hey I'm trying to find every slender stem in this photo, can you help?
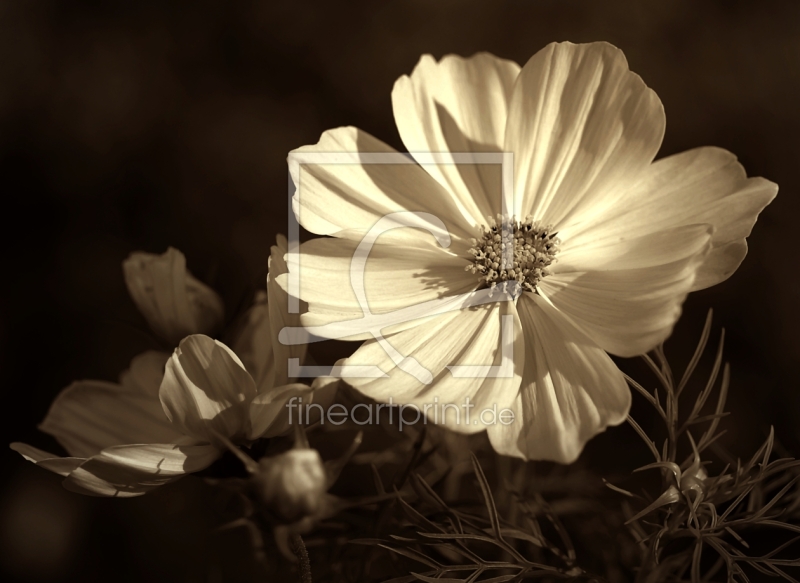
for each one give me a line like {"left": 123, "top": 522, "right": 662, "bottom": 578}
{"left": 290, "top": 534, "right": 312, "bottom": 583}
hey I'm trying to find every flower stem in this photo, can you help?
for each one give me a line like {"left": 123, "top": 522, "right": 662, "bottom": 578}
{"left": 290, "top": 534, "right": 312, "bottom": 583}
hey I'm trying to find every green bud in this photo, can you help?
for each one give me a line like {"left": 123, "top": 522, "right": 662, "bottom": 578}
{"left": 253, "top": 448, "right": 327, "bottom": 523}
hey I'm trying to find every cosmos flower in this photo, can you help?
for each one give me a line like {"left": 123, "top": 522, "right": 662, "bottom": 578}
{"left": 283, "top": 42, "right": 777, "bottom": 463}
{"left": 11, "top": 238, "right": 318, "bottom": 496}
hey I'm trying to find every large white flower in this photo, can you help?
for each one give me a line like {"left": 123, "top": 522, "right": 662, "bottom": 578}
{"left": 283, "top": 42, "right": 777, "bottom": 463}
{"left": 12, "top": 238, "right": 316, "bottom": 496}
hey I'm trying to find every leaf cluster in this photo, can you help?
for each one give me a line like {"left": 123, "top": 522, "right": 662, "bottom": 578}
{"left": 355, "top": 453, "right": 589, "bottom": 583}
{"left": 617, "top": 311, "right": 800, "bottom": 583}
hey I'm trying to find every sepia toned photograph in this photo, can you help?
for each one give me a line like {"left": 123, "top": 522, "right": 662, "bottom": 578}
{"left": 1, "top": 1, "right": 799, "bottom": 582}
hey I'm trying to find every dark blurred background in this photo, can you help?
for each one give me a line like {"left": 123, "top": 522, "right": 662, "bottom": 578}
{"left": 0, "top": 0, "right": 798, "bottom": 581}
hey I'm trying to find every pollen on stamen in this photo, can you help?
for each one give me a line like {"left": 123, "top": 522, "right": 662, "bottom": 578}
{"left": 466, "top": 214, "right": 560, "bottom": 295}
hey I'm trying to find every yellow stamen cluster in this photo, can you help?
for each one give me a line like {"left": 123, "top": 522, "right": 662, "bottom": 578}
{"left": 466, "top": 215, "right": 559, "bottom": 295}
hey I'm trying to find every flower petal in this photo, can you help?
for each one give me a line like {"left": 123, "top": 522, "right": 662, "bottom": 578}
{"left": 268, "top": 235, "right": 308, "bottom": 387}
{"left": 692, "top": 241, "right": 750, "bottom": 291}
{"left": 160, "top": 335, "right": 257, "bottom": 442}
{"left": 392, "top": 53, "right": 521, "bottom": 225}
{"left": 248, "top": 377, "right": 337, "bottom": 441}
{"left": 282, "top": 236, "right": 476, "bottom": 338}
{"left": 343, "top": 298, "right": 523, "bottom": 432}
{"left": 39, "top": 378, "right": 188, "bottom": 459}
{"left": 229, "top": 290, "right": 276, "bottom": 390}
{"left": 540, "top": 227, "right": 711, "bottom": 358}
{"left": 560, "top": 147, "right": 777, "bottom": 290}
{"left": 289, "top": 126, "right": 475, "bottom": 242}
{"left": 10, "top": 443, "right": 84, "bottom": 477}
{"left": 488, "top": 294, "right": 630, "bottom": 463}
{"left": 63, "top": 443, "right": 219, "bottom": 497}
{"left": 248, "top": 383, "right": 315, "bottom": 439}
{"left": 553, "top": 223, "right": 714, "bottom": 273}
{"left": 118, "top": 350, "right": 170, "bottom": 396}
{"left": 506, "top": 42, "right": 664, "bottom": 226}
{"left": 123, "top": 247, "right": 224, "bottom": 345}
{"left": 231, "top": 236, "right": 309, "bottom": 392}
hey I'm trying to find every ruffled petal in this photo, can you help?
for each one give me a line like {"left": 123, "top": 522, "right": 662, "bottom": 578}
{"left": 160, "top": 335, "right": 257, "bottom": 442}
{"left": 281, "top": 236, "right": 476, "bottom": 338}
{"left": 488, "top": 294, "right": 630, "bottom": 463}
{"left": 392, "top": 53, "right": 521, "bottom": 225}
{"left": 39, "top": 378, "right": 187, "bottom": 459}
{"left": 63, "top": 443, "right": 219, "bottom": 497}
{"left": 289, "top": 126, "right": 475, "bottom": 242}
{"left": 540, "top": 226, "right": 711, "bottom": 358}
{"left": 343, "top": 297, "right": 523, "bottom": 432}
{"left": 505, "top": 42, "right": 664, "bottom": 226}
{"left": 559, "top": 147, "right": 777, "bottom": 291}
{"left": 11, "top": 441, "right": 219, "bottom": 498}
{"left": 10, "top": 443, "right": 84, "bottom": 476}
{"left": 123, "top": 247, "right": 224, "bottom": 345}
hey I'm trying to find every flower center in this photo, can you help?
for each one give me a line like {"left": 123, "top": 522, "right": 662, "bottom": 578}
{"left": 466, "top": 215, "right": 560, "bottom": 295}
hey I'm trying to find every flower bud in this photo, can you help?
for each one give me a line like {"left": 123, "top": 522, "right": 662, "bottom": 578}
{"left": 253, "top": 448, "right": 327, "bottom": 523}
{"left": 123, "top": 247, "right": 224, "bottom": 345}
{"left": 679, "top": 461, "right": 708, "bottom": 500}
